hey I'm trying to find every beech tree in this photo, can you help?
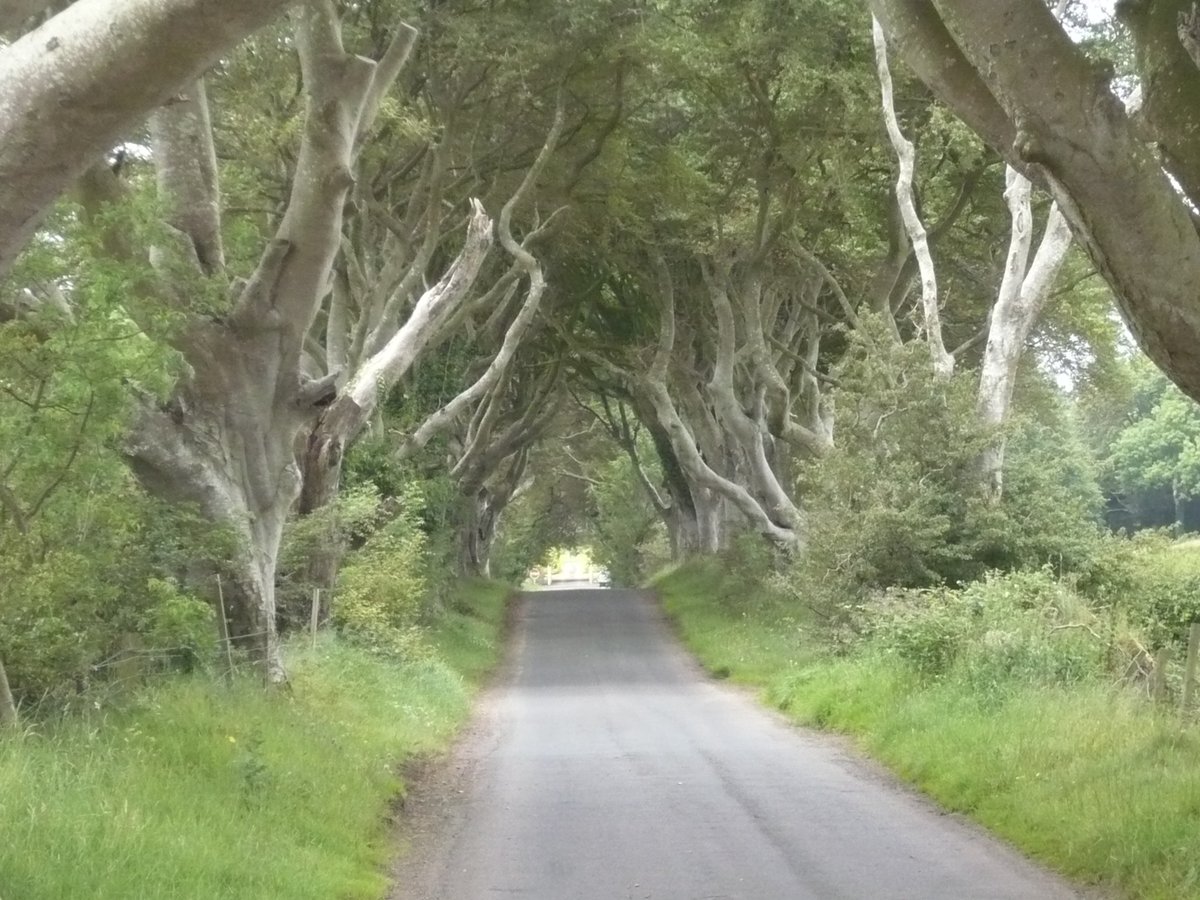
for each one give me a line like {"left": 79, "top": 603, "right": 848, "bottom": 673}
{"left": 976, "top": 168, "right": 1072, "bottom": 497}
{"left": 0, "top": 0, "right": 296, "bottom": 279}
{"left": 79, "top": 3, "right": 504, "bottom": 682}
{"left": 873, "top": 16, "right": 1075, "bottom": 495}
{"left": 869, "top": 0, "right": 1200, "bottom": 402}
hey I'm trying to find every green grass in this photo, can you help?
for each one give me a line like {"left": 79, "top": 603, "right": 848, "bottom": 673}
{"left": 652, "top": 561, "right": 1200, "bottom": 900}
{"left": 0, "top": 578, "right": 511, "bottom": 900}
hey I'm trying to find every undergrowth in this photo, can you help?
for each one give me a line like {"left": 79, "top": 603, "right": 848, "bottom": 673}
{"left": 0, "top": 578, "right": 510, "bottom": 900}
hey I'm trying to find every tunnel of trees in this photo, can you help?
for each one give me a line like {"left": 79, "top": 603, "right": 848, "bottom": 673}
{"left": 5, "top": 0, "right": 1200, "bottom": 720}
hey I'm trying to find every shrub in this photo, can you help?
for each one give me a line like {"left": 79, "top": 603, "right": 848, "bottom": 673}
{"left": 333, "top": 501, "right": 430, "bottom": 656}
{"left": 863, "top": 586, "right": 971, "bottom": 676}
{"left": 793, "top": 318, "right": 1105, "bottom": 611}
{"left": 1070, "top": 531, "right": 1200, "bottom": 646}
{"left": 138, "top": 578, "right": 214, "bottom": 670}
{"left": 863, "top": 570, "right": 1110, "bottom": 691}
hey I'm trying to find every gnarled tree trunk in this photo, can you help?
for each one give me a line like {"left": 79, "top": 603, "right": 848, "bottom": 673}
{"left": 126, "top": 329, "right": 314, "bottom": 683}
{"left": 457, "top": 488, "right": 497, "bottom": 578}
{"left": 870, "top": 0, "right": 1200, "bottom": 403}
{"left": 120, "top": 2, "right": 389, "bottom": 682}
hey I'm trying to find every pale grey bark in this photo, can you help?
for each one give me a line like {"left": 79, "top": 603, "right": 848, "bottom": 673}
{"left": 868, "top": 0, "right": 1018, "bottom": 167}
{"left": 641, "top": 268, "right": 799, "bottom": 548}
{"left": 0, "top": 0, "right": 59, "bottom": 33}
{"left": 701, "top": 261, "right": 805, "bottom": 534}
{"left": 872, "top": 15, "right": 954, "bottom": 378}
{"left": 400, "top": 102, "right": 565, "bottom": 457}
{"left": 0, "top": 0, "right": 294, "bottom": 279}
{"left": 149, "top": 80, "right": 224, "bottom": 276}
{"left": 298, "top": 199, "right": 494, "bottom": 535}
{"left": 978, "top": 168, "right": 1072, "bottom": 497}
{"left": 344, "top": 203, "right": 494, "bottom": 417}
{"left": 450, "top": 369, "right": 561, "bottom": 575}
{"left": 123, "top": 1, "right": 386, "bottom": 683}
{"left": 872, "top": 0, "right": 1200, "bottom": 403}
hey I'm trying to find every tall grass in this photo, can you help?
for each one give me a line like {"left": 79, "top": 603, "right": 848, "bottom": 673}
{"left": 0, "top": 578, "right": 510, "bottom": 900}
{"left": 653, "top": 561, "right": 1200, "bottom": 900}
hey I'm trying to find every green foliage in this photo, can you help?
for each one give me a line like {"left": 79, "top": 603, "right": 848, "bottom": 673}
{"left": 0, "top": 579, "right": 509, "bottom": 900}
{"left": 863, "top": 570, "right": 1107, "bottom": 691}
{"left": 138, "top": 579, "right": 214, "bottom": 670}
{"left": 0, "top": 495, "right": 235, "bottom": 708}
{"left": 333, "top": 491, "right": 430, "bottom": 655}
{"left": 1108, "top": 373, "right": 1200, "bottom": 520}
{"left": 795, "top": 318, "right": 1104, "bottom": 612}
{"left": 0, "top": 199, "right": 230, "bottom": 708}
{"left": 585, "top": 447, "right": 670, "bottom": 586}
{"left": 277, "top": 485, "right": 385, "bottom": 627}
{"left": 490, "top": 438, "right": 593, "bottom": 584}
{"left": 1084, "top": 533, "right": 1200, "bottom": 648}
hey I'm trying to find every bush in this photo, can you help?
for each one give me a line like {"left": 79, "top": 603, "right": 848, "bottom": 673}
{"left": 862, "top": 587, "right": 971, "bottom": 676}
{"left": 793, "top": 318, "right": 1105, "bottom": 612}
{"left": 138, "top": 579, "right": 214, "bottom": 670}
{"left": 1095, "top": 534, "right": 1200, "bottom": 647}
{"left": 863, "top": 569, "right": 1110, "bottom": 691}
{"left": 333, "top": 501, "right": 430, "bottom": 656}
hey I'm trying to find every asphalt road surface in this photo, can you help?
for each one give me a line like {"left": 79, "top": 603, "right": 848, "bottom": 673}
{"left": 392, "top": 588, "right": 1088, "bottom": 900}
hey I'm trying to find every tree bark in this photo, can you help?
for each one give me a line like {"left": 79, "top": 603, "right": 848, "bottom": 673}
{"left": 873, "top": 0, "right": 1200, "bottom": 403}
{"left": 1118, "top": 0, "right": 1200, "bottom": 208}
{"left": 873, "top": 16, "right": 954, "bottom": 378}
{"left": 297, "top": 202, "right": 493, "bottom": 599}
{"left": 123, "top": 1, "right": 379, "bottom": 683}
{"left": 400, "top": 104, "right": 566, "bottom": 459}
{"left": 978, "top": 168, "right": 1072, "bottom": 497}
{"left": 701, "top": 262, "right": 806, "bottom": 534}
{"left": 639, "top": 276, "right": 798, "bottom": 548}
{"left": 0, "top": 0, "right": 59, "bottom": 35}
{"left": 0, "top": 0, "right": 294, "bottom": 278}
{"left": 457, "top": 489, "right": 496, "bottom": 578}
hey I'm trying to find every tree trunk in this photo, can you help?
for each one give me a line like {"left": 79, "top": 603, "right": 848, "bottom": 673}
{"left": 873, "top": 16, "right": 954, "bottom": 378}
{"left": 695, "top": 487, "right": 725, "bottom": 554}
{"left": 0, "top": 0, "right": 294, "bottom": 278}
{"left": 125, "top": 329, "right": 304, "bottom": 685}
{"left": 978, "top": 169, "right": 1072, "bottom": 498}
{"left": 116, "top": 3, "right": 406, "bottom": 684}
{"left": 293, "top": 202, "right": 494, "bottom": 611}
{"left": 457, "top": 491, "right": 495, "bottom": 578}
{"left": 872, "top": 0, "right": 1200, "bottom": 404}
{"left": 0, "top": 651, "right": 17, "bottom": 729}
{"left": 297, "top": 424, "right": 343, "bottom": 619}
{"left": 665, "top": 505, "right": 697, "bottom": 559}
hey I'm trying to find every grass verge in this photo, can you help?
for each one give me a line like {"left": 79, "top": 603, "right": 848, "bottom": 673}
{"left": 652, "top": 560, "right": 1200, "bottom": 900}
{"left": 0, "top": 578, "right": 511, "bottom": 900}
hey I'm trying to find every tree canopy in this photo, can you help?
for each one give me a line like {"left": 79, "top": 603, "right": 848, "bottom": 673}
{"left": 3, "top": 0, "right": 1200, "bottom": 706}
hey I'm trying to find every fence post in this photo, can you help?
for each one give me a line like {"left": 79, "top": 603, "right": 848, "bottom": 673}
{"left": 215, "top": 575, "right": 234, "bottom": 684}
{"left": 1152, "top": 646, "right": 1171, "bottom": 703}
{"left": 310, "top": 587, "right": 321, "bottom": 649}
{"left": 1182, "top": 622, "right": 1200, "bottom": 714}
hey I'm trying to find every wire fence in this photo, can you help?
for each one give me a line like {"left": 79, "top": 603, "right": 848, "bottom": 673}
{"left": 9, "top": 587, "right": 329, "bottom": 721}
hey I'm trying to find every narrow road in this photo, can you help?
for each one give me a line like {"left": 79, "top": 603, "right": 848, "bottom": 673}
{"left": 393, "top": 588, "right": 1087, "bottom": 900}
